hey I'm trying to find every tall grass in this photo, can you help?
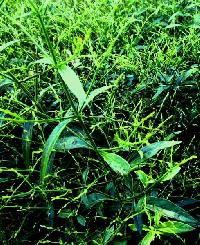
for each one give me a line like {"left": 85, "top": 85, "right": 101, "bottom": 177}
{"left": 0, "top": 0, "right": 199, "bottom": 244}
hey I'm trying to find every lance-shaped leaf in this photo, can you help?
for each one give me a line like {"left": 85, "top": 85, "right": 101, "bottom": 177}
{"left": 131, "top": 141, "right": 182, "bottom": 169}
{"left": 146, "top": 197, "right": 199, "bottom": 226}
{"left": 54, "top": 135, "right": 91, "bottom": 152}
{"left": 156, "top": 221, "right": 194, "bottom": 234}
{"left": 160, "top": 165, "right": 181, "bottom": 182}
{"left": 58, "top": 64, "right": 87, "bottom": 107}
{"left": 100, "top": 151, "right": 131, "bottom": 175}
{"left": 40, "top": 115, "right": 73, "bottom": 184}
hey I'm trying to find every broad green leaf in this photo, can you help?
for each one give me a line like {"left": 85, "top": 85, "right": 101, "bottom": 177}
{"left": 140, "top": 232, "right": 155, "bottom": 245}
{"left": 157, "top": 221, "right": 194, "bottom": 234}
{"left": 146, "top": 197, "right": 198, "bottom": 225}
{"left": 58, "top": 64, "right": 87, "bottom": 107}
{"left": 100, "top": 151, "right": 131, "bottom": 175}
{"left": 0, "top": 39, "right": 19, "bottom": 52}
{"left": 131, "top": 141, "right": 182, "bottom": 169}
{"left": 82, "top": 85, "right": 113, "bottom": 109}
{"left": 103, "top": 225, "right": 115, "bottom": 244}
{"left": 160, "top": 166, "right": 181, "bottom": 182}
{"left": 54, "top": 135, "right": 91, "bottom": 152}
{"left": 40, "top": 115, "right": 73, "bottom": 184}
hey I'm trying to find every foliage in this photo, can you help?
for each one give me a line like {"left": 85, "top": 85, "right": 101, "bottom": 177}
{"left": 0, "top": 0, "right": 199, "bottom": 244}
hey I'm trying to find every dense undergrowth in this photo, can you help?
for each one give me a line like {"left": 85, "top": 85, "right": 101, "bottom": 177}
{"left": 0, "top": 0, "right": 200, "bottom": 244}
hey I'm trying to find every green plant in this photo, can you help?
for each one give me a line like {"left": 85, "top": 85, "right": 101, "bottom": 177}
{"left": 0, "top": 0, "right": 199, "bottom": 244}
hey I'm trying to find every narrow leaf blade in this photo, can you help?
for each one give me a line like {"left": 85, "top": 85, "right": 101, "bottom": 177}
{"left": 160, "top": 166, "right": 181, "bottom": 182}
{"left": 141, "top": 232, "right": 155, "bottom": 245}
{"left": 146, "top": 197, "right": 198, "bottom": 226}
{"left": 82, "top": 85, "right": 113, "bottom": 109}
{"left": 157, "top": 221, "right": 194, "bottom": 234}
{"left": 58, "top": 64, "right": 87, "bottom": 107}
{"left": 40, "top": 116, "right": 73, "bottom": 184}
{"left": 131, "top": 141, "right": 181, "bottom": 169}
{"left": 54, "top": 136, "right": 91, "bottom": 152}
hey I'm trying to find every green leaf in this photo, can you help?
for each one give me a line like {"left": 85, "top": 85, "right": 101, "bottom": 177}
{"left": 54, "top": 135, "right": 91, "bottom": 152}
{"left": 152, "top": 84, "right": 169, "bottom": 101}
{"left": 140, "top": 232, "right": 155, "bottom": 245}
{"left": 58, "top": 209, "right": 75, "bottom": 218}
{"left": 77, "top": 215, "right": 86, "bottom": 226}
{"left": 157, "top": 221, "right": 194, "bottom": 234}
{"left": 146, "top": 197, "right": 198, "bottom": 226}
{"left": 135, "top": 170, "right": 154, "bottom": 187}
{"left": 0, "top": 39, "right": 19, "bottom": 52}
{"left": 58, "top": 64, "right": 87, "bottom": 107}
{"left": 0, "top": 78, "right": 13, "bottom": 91}
{"left": 40, "top": 115, "right": 73, "bottom": 184}
{"left": 84, "top": 192, "right": 112, "bottom": 209}
{"left": 103, "top": 225, "right": 115, "bottom": 244}
{"left": 82, "top": 85, "right": 113, "bottom": 109}
{"left": 160, "top": 166, "right": 181, "bottom": 182}
{"left": 131, "top": 141, "right": 181, "bottom": 169}
{"left": 99, "top": 151, "right": 131, "bottom": 175}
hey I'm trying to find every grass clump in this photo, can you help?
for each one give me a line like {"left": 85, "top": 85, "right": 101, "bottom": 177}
{"left": 0, "top": 0, "right": 199, "bottom": 244}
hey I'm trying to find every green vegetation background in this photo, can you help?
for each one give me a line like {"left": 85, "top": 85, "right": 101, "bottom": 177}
{"left": 0, "top": 0, "right": 199, "bottom": 244}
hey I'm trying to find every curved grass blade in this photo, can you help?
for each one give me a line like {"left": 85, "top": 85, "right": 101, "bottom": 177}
{"left": 40, "top": 115, "right": 73, "bottom": 184}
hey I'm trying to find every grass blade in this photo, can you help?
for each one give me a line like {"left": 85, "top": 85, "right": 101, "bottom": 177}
{"left": 40, "top": 115, "right": 73, "bottom": 184}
